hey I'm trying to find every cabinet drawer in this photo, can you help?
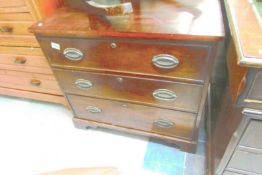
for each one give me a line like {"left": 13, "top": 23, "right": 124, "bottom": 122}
{"left": 0, "top": 46, "right": 44, "bottom": 56}
{"left": 0, "top": 54, "right": 52, "bottom": 74}
{"left": 246, "top": 71, "right": 262, "bottom": 103}
{"left": 227, "top": 150, "right": 262, "bottom": 174}
{"left": 0, "top": 35, "right": 39, "bottom": 47}
{"left": 238, "top": 70, "right": 262, "bottom": 109}
{"left": 0, "top": 21, "right": 33, "bottom": 35}
{"left": 39, "top": 37, "right": 209, "bottom": 82}
{"left": 54, "top": 69, "right": 203, "bottom": 113}
{"left": 0, "top": 0, "right": 26, "bottom": 8}
{"left": 0, "top": 70, "right": 62, "bottom": 95}
{"left": 67, "top": 94, "right": 196, "bottom": 140}
{"left": 0, "top": 12, "right": 33, "bottom": 21}
{"left": 239, "top": 120, "right": 262, "bottom": 150}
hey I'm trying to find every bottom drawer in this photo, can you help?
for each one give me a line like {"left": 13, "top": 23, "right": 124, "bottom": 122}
{"left": 0, "top": 70, "right": 62, "bottom": 95}
{"left": 67, "top": 94, "right": 196, "bottom": 141}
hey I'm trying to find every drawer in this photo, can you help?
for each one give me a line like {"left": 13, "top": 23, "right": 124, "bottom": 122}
{"left": 0, "top": 54, "right": 52, "bottom": 74}
{"left": 54, "top": 69, "right": 203, "bottom": 113}
{"left": 0, "top": 0, "right": 26, "bottom": 8}
{"left": 239, "top": 120, "right": 262, "bottom": 150}
{"left": 0, "top": 12, "right": 33, "bottom": 21}
{"left": 238, "top": 69, "right": 262, "bottom": 109}
{"left": 0, "top": 35, "right": 39, "bottom": 47}
{"left": 0, "top": 46, "right": 44, "bottom": 56}
{"left": 0, "top": 21, "right": 33, "bottom": 35}
{"left": 38, "top": 37, "right": 210, "bottom": 82}
{"left": 0, "top": 86, "right": 66, "bottom": 105}
{"left": 245, "top": 70, "right": 262, "bottom": 103}
{"left": 0, "top": 70, "right": 62, "bottom": 95}
{"left": 227, "top": 149, "right": 262, "bottom": 174}
{"left": 67, "top": 94, "right": 196, "bottom": 140}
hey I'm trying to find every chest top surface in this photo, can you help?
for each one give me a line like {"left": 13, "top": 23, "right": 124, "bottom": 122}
{"left": 226, "top": 0, "right": 262, "bottom": 68}
{"left": 30, "top": 0, "right": 224, "bottom": 41}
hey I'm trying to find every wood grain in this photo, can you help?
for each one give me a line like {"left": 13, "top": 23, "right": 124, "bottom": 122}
{"left": 0, "top": 0, "right": 26, "bottom": 8}
{"left": 0, "top": 35, "right": 39, "bottom": 47}
{"left": 0, "top": 46, "right": 43, "bottom": 56}
{"left": 0, "top": 70, "right": 62, "bottom": 95}
{"left": 0, "top": 86, "right": 66, "bottom": 105}
{"left": 0, "top": 6, "right": 28, "bottom": 13}
{"left": 0, "top": 53, "right": 52, "bottom": 74}
{"left": 0, "top": 13, "right": 33, "bottom": 21}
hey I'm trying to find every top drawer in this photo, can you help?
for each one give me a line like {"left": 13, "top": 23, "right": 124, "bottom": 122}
{"left": 238, "top": 69, "right": 262, "bottom": 109}
{"left": 38, "top": 37, "right": 210, "bottom": 83}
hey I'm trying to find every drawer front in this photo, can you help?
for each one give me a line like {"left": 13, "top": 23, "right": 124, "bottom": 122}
{"left": 54, "top": 69, "right": 203, "bottom": 113}
{"left": 67, "top": 94, "right": 196, "bottom": 140}
{"left": 0, "top": 70, "right": 62, "bottom": 95}
{"left": 39, "top": 37, "right": 209, "bottom": 82}
{"left": 0, "top": 0, "right": 26, "bottom": 8}
{"left": 0, "top": 54, "right": 52, "bottom": 74}
{"left": 0, "top": 21, "right": 33, "bottom": 35}
{"left": 246, "top": 71, "right": 262, "bottom": 102}
{"left": 0, "top": 35, "right": 39, "bottom": 47}
{"left": 238, "top": 70, "right": 262, "bottom": 109}
{"left": 0, "top": 46, "right": 44, "bottom": 56}
{"left": 239, "top": 120, "right": 262, "bottom": 150}
{"left": 227, "top": 150, "right": 262, "bottom": 174}
{"left": 0, "top": 12, "right": 33, "bottom": 21}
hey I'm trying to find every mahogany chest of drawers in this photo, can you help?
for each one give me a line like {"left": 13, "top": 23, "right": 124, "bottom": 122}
{"left": 31, "top": 0, "right": 224, "bottom": 153}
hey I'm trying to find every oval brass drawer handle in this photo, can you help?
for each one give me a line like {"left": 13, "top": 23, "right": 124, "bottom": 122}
{"left": 85, "top": 106, "right": 102, "bottom": 114}
{"left": 0, "top": 26, "right": 13, "bottom": 33}
{"left": 30, "top": 79, "right": 41, "bottom": 87}
{"left": 63, "top": 48, "right": 84, "bottom": 61}
{"left": 154, "top": 119, "right": 174, "bottom": 128}
{"left": 153, "top": 89, "right": 177, "bottom": 101}
{"left": 152, "top": 54, "right": 179, "bottom": 69}
{"left": 75, "top": 79, "right": 93, "bottom": 89}
{"left": 14, "top": 57, "right": 27, "bottom": 64}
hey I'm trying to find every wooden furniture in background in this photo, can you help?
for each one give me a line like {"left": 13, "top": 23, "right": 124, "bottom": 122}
{"left": 0, "top": 0, "right": 66, "bottom": 104}
{"left": 210, "top": 0, "right": 262, "bottom": 174}
{"left": 31, "top": 0, "right": 224, "bottom": 153}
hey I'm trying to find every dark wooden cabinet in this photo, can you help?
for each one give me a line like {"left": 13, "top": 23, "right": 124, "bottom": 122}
{"left": 217, "top": 111, "right": 262, "bottom": 175}
{"left": 211, "top": 0, "right": 262, "bottom": 174}
{"left": 31, "top": 0, "right": 224, "bottom": 153}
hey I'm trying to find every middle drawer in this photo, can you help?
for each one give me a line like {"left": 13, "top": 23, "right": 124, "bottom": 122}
{"left": 54, "top": 69, "right": 203, "bottom": 113}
